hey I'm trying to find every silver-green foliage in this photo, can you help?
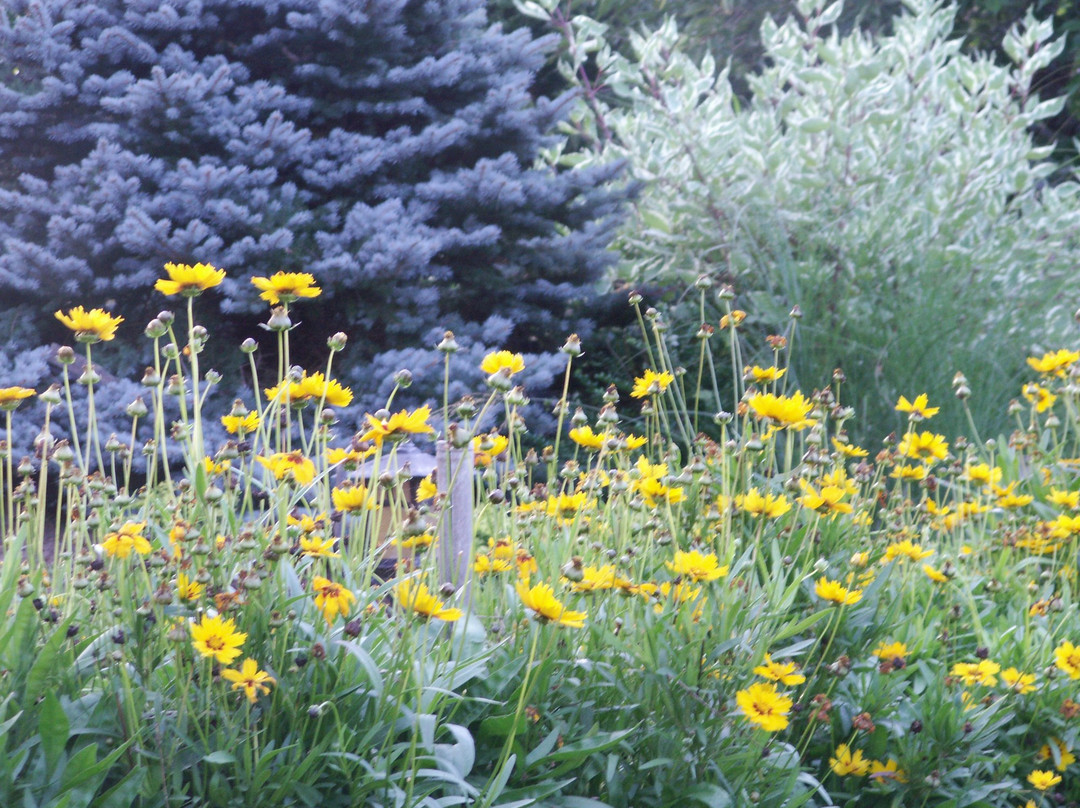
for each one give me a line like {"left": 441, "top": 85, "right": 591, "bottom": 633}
{"left": 529, "top": 0, "right": 1080, "bottom": 435}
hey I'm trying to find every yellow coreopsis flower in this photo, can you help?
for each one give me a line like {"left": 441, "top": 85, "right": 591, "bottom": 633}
{"left": 882, "top": 539, "right": 934, "bottom": 564}
{"left": 155, "top": 262, "right": 226, "bottom": 297}
{"left": 895, "top": 393, "right": 939, "bottom": 420}
{"left": 891, "top": 464, "right": 928, "bottom": 481}
{"left": 873, "top": 641, "right": 909, "bottom": 661}
{"left": 480, "top": 350, "right": 525, "bottom": 376}
{"left": 221, "top": 658, "right": 275, "bottom": 704}
{"left": 257, "top": 452, "right": 316, "bottom": 486}
{"left": 1037, "top": 738, "right": 1076, "bottom": 772}
{"left": 176, "top": 573, "right": 204, "bottom": 600}
{"left": 1048, "top": 488, "right": 1080, "bottom": 510}
{"left": 416, "top": 474, "right": 437, "bottom": 502}
{"left": 831, "top": 437, "right": 868, "bottom": 457}
{"left": 331, "top": 483, "right": 378, "bottom": 512}
{"left": 299, "top": 535, "right": 339, "bottom": 558}
{"left": 745, "top": 365, "right": 786, "bottom": 384}
{"left": 569, "top": 425, "right": 607, "bottom": 450}
{"left": 747, "top": 391, "right": 815, "bottom": 430}
{"left": 636, "top": 476, "right": 685, "bottom": 507}
{"left": 962, "top": 463, "right": 1002, "bottom": 487}
{"left": 1001, "top": 667, "right": 1036, "bottom": 694}
{"left": 753, "top": 654, "right": 805, "bottom": 685}
{"left": 221, "top": 411, "right": 260, "bottom": 435}
{"left": 897, "top": 431, "right": 949, "bottom": 463}
{"left": 868, "top": 759, "right": 906, "bottom": 783}
{"left": 798, "top": 481, "right": 852, "bottom": 516}
{"left": 922, "top": 564, "right": 949, "bottom": 583}
{"left": 630, "top": 369, "right": 675, "bottom": 399}
{"left": 473, "top": 433, "right": 509, "bottom": 467}
{"left": 0, "top": 387, "right": 35, "bottom": 410}
{"left": 951, "top": 660, "right": 1000, "bottom": 686}
{"left": 829, "top": 743, "right": 870, "bottom": 776}
{"left": 101, "top": 522, "right": 152, "bottom": 559}
{"left": 734, "top": 682, "right": 792, "bottom": 732}
{"left": 312, "top": 575, "right": 356, "bottom": 625}
{"left": 250, "top": 271, "right": 321, "bottom": 305}
{"left": 1023, "top": 382, "right": 1058, "bottom": 413}
{"left": 54, "top": 306, "right": 123, "bottom": 343}
{"left": 814, "top": 577, "right": 862, "bottom": 606}
{"left": 359, "top": 405, "right": 435, "bottom": 446}
{"left": 190, "top": 614, "right": 247, "bottom": 665}
{"left": 395, "top": 578, "right": 463, "bottom": 622}
{"left": 1054, "top": 641, "right": 1080, "bottom": 679}
{"left": 1027, "top": 769, "right": 1062, "bottom": 791}
{"left": 736, "top": 487, "right": 791, "bottom": 519}
{"left": 325, "top": 446, "right": 376, "bottom": 467}
{"left": 1027, "top": 349, "right": 1080, "bottom": 377}
{"left": 516, "top": 581, "right": 587, "bottom": 628}
{"left": 666, "top": 550, "right": 728, "bottom": 583}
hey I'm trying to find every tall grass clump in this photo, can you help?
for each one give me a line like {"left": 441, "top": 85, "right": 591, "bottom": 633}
{"left": 5, "top": 267, "right": 1080, "bottom": 807}
{"left": 524, "top": 0, "right": 1080, "bottom": 441}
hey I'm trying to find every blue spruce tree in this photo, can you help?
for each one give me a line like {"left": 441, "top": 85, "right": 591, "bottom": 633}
{"left": 0, "top": 0, "right": 623, "bottom": 441}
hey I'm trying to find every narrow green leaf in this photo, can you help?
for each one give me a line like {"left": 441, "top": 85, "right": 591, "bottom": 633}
{"left": 38, "top": 691, "right": 69, "bottom": 777}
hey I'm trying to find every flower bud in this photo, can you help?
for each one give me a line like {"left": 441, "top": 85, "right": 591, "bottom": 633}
{"left": 126, "top": 397, "right": 149, "bottom": 418}
{"left": 436, "top": 330, "right": 459, "bottom": 353}
{"left": 39, "top": 384, "right": 62, "bottom": 406}
{"left": 561, "top": 333, "right": 583, "bottom": 357}
{"left": 327, "top": 332, "right": 348, "bottom": 352}
{"left": 393, "top": 369, "right": 413, "bottom": 388}
{"left": 145, "top": 318, "right": 168, "bottom": 338}
{"left": 56, "top": 346, "right": 76, "bottom": 365}
{"left": 265, "top": 306, "right": 292, "bottom": 331}
{"left": 240, "top": 338, "right": 258, "bottom": 354}
{"left": 156, "top": 310, "right": 175, "bottom": 327}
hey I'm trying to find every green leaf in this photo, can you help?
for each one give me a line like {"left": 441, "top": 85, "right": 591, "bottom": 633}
{"left": 38, "top": 691, "right": 69, "bottom": 777}
{"left": 683, "top": 783, "right": 733, "bottom": 808}
{"left": 89, "top": 767, "right": 145, "bottom": 808}
{"left": 202, "top": 751, "right": 237, "bottom": 766}
{"left": 25, "top": 614, "right": 76, "bottom": 707}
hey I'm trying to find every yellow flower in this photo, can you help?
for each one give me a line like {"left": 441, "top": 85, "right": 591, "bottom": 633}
{"left": 221, "top": 411, "right": 260, "bottom": 435}
{"left": 745, "top": 365, "right": 786, "bottom": 384}
{"left": 873, "top": 641, "right": 908, "bottom": 661}
{"left": 176, "top": 573, "right": 204, "bottom": 600}
{"left": 0, "top": 387, "right": 35, "bottom": 411}
{"left": 895, "top": 393, "right": 939, "bottom": 420}
{"left": 829, "top": 743, "right": 870, "bottom": 776}
{"left": 831, "top": 437, "right": 868, "bottom": 457}
{"left": 1001, "top": 667, "right": 1036, "bottom": 694}
{"left": 1027, "top": 769, "right": 1062, "bottom": 791}
{"left": 155, "top": 262, "right": 226, "bottom": 296}
{"left": 257, "top": 452, "right": 316, "bottom": 486}
{"left": 735, "top": 682, "right": 792, "bottom": 732}
{"left": 325, "top": 446, "right": 376, "bottom": 467}
{"left": 472, "top": 433, "right": 510, "bottom": 468}
{"left": 516, "top": 581, "right": 587, "bottom": 628}
{"left": 544, "top": 492, "right": 594, "bottom": 523}
{"left": 962, "top": 463, "right": 1002, "bottom": 486}
{"left": 190, "top": 614, "right": 247, "bottom": 665}
{"left": 569, "top": 425, "right": 607, "bottom": 450}
{"left": 951, "top": 660, "right": 1000, "bottom": 686}
{"left": 736, "top": 488, "right": 791, "bottom": 519}
{"left": 666, "top": 550, "right": 728, "bottom": 583}
{"left": 636, "top": 476, "right": 685, "bottom": 508}
{"left": 753, "top": 654, "right": 805, "bottom": 686}
{"left": 814, "top": 577, "right": 862, "bottom": 606}
{"left": 395, "top": 578, "right": 463, "bottom": 622}
{"left": 897, "top": 431, "right": 949, "bottom": 462}
{"left": 798, "top": 481, "right": 853, "bottom": 516}
{"left": 312, "top": 575, "right": 356, "bottom": 625}
{"left": 395, "top": 531, "right": 435, "bottom": 551}
{"left": 417, "top": 474, "right": 437, "bottom": 502}
{"left": 1027, "top": 349, "right": 1080, "bottom": 377}
{"left": 473, "top": 553, "right": 514, "bottom": 576}
{"left": 203, "top": 456, "right": 231, "bottom": 476}
{"left": 891, "top": 464, "right": 928, "bottom": 481}
{"left": 630, "top": 369, "right": 675, "bottom": 399}
{"left": 747, "top": 391, "right": 815, "bottom": 430}
{"left": 359, "top": 405, "right": 435, "bottom": 446}
{"left": 1054, "top": 641, "right": 1080, "bottom": 679}
{"left": 994, "top": 482, "right": 1033, "bottom": 508}
{"left": 1023, "top": 382, "right": 1057, "bottom": 413}
{"left": 331, "top": 483, "right": 378, "bottom": 512}
{"left": 299, "top": 535, "right": 339, "bottom": 558}
{"left": 481, "top": 350, "right": 525, "bottom": 376}
{"left": 221, "top": 658, "right": 275, "bottom": 704}
{"left": 101, "top": 522, "right": 152, "bottom": 559}
{"left": 265, "top": 371, "right": 353, "bottom": 408}
{"left": 54, "top": 306, "right": 123, "bottom": 343}
{"left": 922, "top": 564, "right": 949, "bottom": 583}
{"left": 882, "top": 539, "right": 934, "bottom": 564}
{"left": 1048, "top": 488, "right": 1080, "bottom": 510}
{"left": 719, "top": 310, "right": 746, "bottom": 329}
{"left": 1037, "top": 738, "right": 1076, "bottom": 772}
{"left": 868, "top": 759, "right": 907, "bottom": 784}
{"left": 250, "top": 271, "right": 321, "bottom": 305}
